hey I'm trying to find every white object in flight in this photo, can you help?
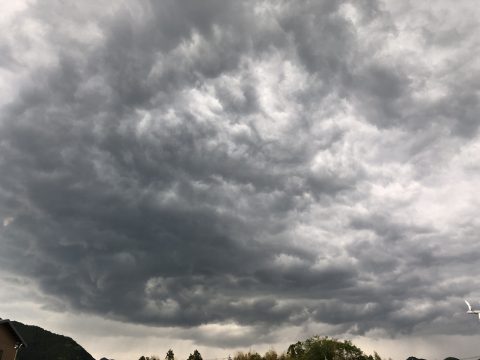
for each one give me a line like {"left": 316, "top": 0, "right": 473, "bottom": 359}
{"left": 465, "top": 300, "right": 480, "bottom": 320}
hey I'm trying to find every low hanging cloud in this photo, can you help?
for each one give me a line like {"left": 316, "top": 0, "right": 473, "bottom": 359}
{"left": 1, "top": 0, "right": 480, "bottom": 348}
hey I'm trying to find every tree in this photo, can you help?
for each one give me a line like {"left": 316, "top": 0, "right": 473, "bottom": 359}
{"left": 234, "top": 351, "right": 248, "bottom": 360}
{"left": 166, "top": 349, "right": 175, "bottom": 360}
{"left": 264, "top": 350, "right": 278, "bottom": 360}
{"left": 188, "top": 350, "right": 203, "bottom": 360}
{"left": 287, "top": 341, "right": 305, "bottom": 359}
{"left": 287, "top": 336, "right": 382, "bottom": 360}
{"left": 233, "top": 351, "right": 262, "bottom": 360}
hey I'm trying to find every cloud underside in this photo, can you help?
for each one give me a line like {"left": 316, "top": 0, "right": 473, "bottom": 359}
{"left": 1, "top": 0, "right": 480, "bottom": 347}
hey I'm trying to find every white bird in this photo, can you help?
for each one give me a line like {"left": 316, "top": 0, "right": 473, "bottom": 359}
{"left": 465, "top": 300, "right": 480, "bottom": 320}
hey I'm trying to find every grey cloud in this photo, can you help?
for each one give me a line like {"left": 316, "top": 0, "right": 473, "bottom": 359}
{"left": 1, "top": 0, "right": 480, "bottom": 350}
{"left": 278, "top": 1, "right": 355, "bottom": 77}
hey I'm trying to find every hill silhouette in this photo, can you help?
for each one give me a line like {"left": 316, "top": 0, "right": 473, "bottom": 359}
{"left": 8, "top": 320, "right": 465, "bottom": 360}
{"left": 12, "top": 320, "right": 95, "bottom": 360}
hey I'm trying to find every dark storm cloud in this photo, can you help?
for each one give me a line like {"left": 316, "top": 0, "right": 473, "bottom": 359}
{"left": 1, "top": 0, "right": 480, "bottom": 349}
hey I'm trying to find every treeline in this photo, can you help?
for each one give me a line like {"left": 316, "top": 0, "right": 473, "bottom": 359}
{"left": 137, "top": 336, "right": 385, "bottom": 360}
{"left": 139, "top": 349, "right": 202, "bottom": 360}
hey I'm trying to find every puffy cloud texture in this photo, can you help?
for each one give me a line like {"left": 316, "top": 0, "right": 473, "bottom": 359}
{"left": 1, "top": 0, "right": 480, "bottom": 358}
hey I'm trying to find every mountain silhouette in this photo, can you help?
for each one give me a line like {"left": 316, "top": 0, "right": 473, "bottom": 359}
{"left": 12, "top": 320, "right": 95, "bottom": 360}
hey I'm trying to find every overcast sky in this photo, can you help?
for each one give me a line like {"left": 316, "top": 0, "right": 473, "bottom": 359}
{"left": 1, "top": 0, "right": 480, "bottom": 359}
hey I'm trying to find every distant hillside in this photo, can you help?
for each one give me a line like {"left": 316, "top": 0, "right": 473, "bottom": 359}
{"left": 12, "top": 320, "right": 95, "bottom": 360}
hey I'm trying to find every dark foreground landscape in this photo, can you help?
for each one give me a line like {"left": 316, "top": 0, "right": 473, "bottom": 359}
{"left": 12, "top": 321, "right": 464, "bottom": 360}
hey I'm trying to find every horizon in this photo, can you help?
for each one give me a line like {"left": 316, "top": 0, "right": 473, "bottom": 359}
{"left": 1, "top": 1, "right": 480, "bottom": 359}
{"left": 6, "top": 315, "right": 480, "bottom": 360}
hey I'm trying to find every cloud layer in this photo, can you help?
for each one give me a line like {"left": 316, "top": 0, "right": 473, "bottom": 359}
{"left": 1, "top": 0, "right": 480, "bottom": 350}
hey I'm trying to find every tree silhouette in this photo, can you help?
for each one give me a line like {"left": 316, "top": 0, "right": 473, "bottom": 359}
{"left": 166, "top": 349, "right": 175, "bottom": 360}
{"left": 287, "top": 336, "right": 382, "bottom": 360}
{"left": 188, "top": 350, "right": 203, "bottom": 360}
{"left": 264, "top": 350, "right": 278, "bottom": 360}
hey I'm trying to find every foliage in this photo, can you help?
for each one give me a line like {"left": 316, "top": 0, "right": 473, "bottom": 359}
{"left": 11, "top": 320, "right": 386, "bottom": 360}
{"left": 264, "top": 350, "right": 279, "bottom": 360}
{"left": 234, "top": 350, "right": 292, "bottom": 360}
{"left": 166, "top": 349, "right": 175, "bottom": 360}
{"left": 287, "top": 336, "right": 383, "bottom": 360}
{"left": 188, "top": 350, "right": 203, "bottom": 360}
{"left": 234, "top": 351, "right": 263, "bottom": 360}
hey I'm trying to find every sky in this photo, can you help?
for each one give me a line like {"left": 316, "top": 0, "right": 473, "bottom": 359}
{"left": 1, "top": 0, "right": 480, "bottom": 359}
